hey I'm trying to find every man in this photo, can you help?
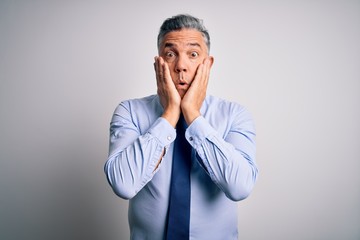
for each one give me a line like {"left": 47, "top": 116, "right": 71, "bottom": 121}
{"left": 105, "top": 14, "right": 258, "bottom": 240}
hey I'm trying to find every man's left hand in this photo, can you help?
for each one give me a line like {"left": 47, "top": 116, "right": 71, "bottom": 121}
{"left": 181, "top": 57, "right": 213, "bottom": 125}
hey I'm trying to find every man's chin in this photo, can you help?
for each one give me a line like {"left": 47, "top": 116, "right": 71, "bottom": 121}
{"left": 178, "top": 90, "right": 187, "bottom": 99}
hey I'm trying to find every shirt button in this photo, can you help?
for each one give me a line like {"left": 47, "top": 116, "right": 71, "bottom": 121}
{"left": 167, "top": 136, "right": 172, "bottom": 141}
{"left": 189, "top": 136, "right": 193, "bottom": 141}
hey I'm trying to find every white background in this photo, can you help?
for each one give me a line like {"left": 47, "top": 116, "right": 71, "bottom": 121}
{"left": 1, "top": 0, "right": 359, "bottom": 239}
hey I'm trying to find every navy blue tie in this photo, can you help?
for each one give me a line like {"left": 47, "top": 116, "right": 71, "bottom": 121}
{"left": 166, "top": 116, "right": 191, "bottom": 239}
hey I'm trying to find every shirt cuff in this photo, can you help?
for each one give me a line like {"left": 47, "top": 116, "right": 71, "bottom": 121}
{"left": 148, "top": 117, "right": 176, "bottom": 147}
{"left": 185, "top": 116, "right": 216, "bottom": 148}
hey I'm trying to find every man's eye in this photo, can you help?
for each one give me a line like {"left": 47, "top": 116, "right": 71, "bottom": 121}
{"left": 166, "top": 52, "right": 175, "bottom": 58}
{"left": 190, "top": 52, "right": 199, "bottom": 58}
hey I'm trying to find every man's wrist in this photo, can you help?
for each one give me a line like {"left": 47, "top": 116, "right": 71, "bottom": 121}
{"left": 182, "top": 110, "right": 201, "bottom": 126}
{"left": 162, "top": 108, "right": 180, "bottom": 127}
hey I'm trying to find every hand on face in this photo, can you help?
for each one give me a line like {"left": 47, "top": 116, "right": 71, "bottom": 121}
{"left": 181, "top": 57, "right": 213, "bottom": 124}
{"left": 154, "top": 56, "right": 181, "bottom": 127}
{"left": 154, "top": 56, "right": 213, "bottom": 126}
{"left": 155, "top": 29, "right": 214, "bottom": 126}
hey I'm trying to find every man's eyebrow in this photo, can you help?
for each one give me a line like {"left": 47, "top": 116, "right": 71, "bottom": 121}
{"left": 163, "top": 42, "right": 202, "bottom": 48}
{"left": 188, "top": 42, "right": 201, "bottom": 48}
{"left": 164, "top": 42, "right": 175, "bottom": 48}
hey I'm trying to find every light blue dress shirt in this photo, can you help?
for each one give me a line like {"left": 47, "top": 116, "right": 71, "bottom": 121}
{"left": 105, "top": 94, "right": 258, "bottom": 240}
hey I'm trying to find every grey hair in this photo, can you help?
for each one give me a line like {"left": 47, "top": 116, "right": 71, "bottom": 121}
{"left": 157, "top": 14, "right": 211, "bottom": 52}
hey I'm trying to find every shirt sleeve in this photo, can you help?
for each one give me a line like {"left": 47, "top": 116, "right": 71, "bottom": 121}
{"left": 104, "top": 102, "right": 176, "bottom": 200}
{"left": 185, "top": 109, "right": 258, "bottom": 201}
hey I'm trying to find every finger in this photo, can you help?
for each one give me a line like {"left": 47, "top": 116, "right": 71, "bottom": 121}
{"left": 162, "top": 59, "right": 172, "bottom": 84}
{"left": 153, "top": 56, "right": 158, "bottom": 71}
{"left": 194, "top": 62, "right": 205, "bottom": 83}
{"left": 203, "top": 58, "right": 211, "bottom": 83}
{"left": 194, "top": 63, "right": 207, "bottom": 90}
{"left": 193, "top": 59, "right": 211, "bottom": 94}
{"left": 154, "top": 56, "right": 160, "bottom": 82}
{"left": 197, "top": 58, "right": 211, "bottom": 87}
{"left": 156, "top": 57, "right": 165, "bottom": 85}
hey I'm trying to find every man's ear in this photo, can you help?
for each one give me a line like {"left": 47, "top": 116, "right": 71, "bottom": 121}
{"left": 208, "top": 56, "right": 214, "bottom": 67}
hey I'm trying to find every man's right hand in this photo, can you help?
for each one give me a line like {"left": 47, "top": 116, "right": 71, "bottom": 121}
{"left": 154, "top": 56, "right": 181, "bottom": 127}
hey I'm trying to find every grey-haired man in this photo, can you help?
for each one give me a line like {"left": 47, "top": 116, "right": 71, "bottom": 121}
{"left": 105, "top": 14, "right": 258, "bottom": 240}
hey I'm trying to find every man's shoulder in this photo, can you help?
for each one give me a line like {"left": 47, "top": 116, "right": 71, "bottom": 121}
{"left": 121, "top": 94, "right": 158, "bottom": 105}
{"left": 117, "top": 94, "right": 159, "bottom": 109}
{"left": 205, "top": 95, "right": 245, "bottom": 111}
{"left": 204, "top": 95, "right": 255, "bottom": 129}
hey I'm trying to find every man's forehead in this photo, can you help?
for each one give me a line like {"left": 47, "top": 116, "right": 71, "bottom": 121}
{"left": 161, "top": 29, "right": 206, "bottom": 48}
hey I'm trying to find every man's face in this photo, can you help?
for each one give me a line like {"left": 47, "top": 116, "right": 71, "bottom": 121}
{"left": 159, "top": 28, "right": 210, "bottom": 98}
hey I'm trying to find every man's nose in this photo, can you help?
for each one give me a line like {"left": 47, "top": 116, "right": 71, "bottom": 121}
{"left": 175, "top": 55, "right": 187, "bottom": 73}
